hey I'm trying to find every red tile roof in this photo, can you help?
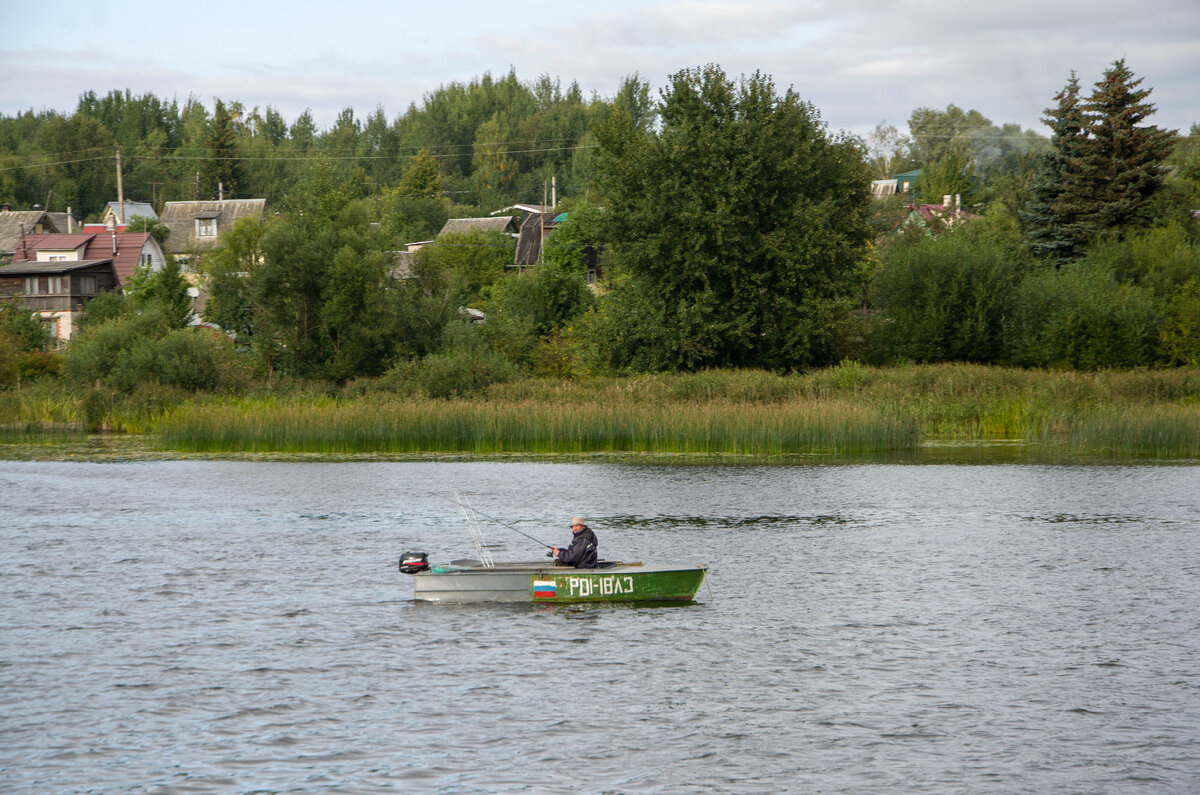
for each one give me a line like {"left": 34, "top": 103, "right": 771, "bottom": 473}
{"left": 14, "top": 231, "right": 155, "bottom": 284}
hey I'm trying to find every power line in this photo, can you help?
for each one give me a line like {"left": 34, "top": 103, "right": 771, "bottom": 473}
{"left": 0, "top": 142, "right": 597, "bottom": 172}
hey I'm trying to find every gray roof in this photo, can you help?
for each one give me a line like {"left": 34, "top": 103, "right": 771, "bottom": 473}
{"left": 159, "top": 199, "right": 267, "bottom": 253}
{"left": 438, "top": 217, "right": 519, "bottom": 236}
{"left": 106, "top": 201, "right": 158, "bottom": 222}
{"left": 0, "top": 210, "right": 76, "bottom": 255}
{"left": 514, "top": 212, "right": 562, "bottom": 266}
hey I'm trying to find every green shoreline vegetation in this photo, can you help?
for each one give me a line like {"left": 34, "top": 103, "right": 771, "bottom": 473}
{"left": 4, "top": 64, "right": 1199, "bottom": 465}
{"left": 3, "top": 364, "right": 1198, "bottom": 461}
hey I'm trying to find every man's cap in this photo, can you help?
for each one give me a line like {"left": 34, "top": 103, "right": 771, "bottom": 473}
{"left": 571, "top": 516, "right": 587, "bottom": 527}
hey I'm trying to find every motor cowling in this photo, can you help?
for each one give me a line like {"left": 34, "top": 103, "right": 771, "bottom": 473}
{"left": 399, "top": 551, "right": 430, "bottom": 574}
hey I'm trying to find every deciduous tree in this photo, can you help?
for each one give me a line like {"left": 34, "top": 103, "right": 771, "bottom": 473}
{"left": 592, "top": 65, "right": 871, "bottom": 371}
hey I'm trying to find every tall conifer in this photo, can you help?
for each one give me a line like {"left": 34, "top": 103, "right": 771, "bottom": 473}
{"left": 1079, "top": 59, "right": 1175, "bottom": 232}
{"left": 1025, "top": 60, "right": 1175, "bottom": 263}
{"left": 1025, "top": 74, "right": 1088, "bottom": 263}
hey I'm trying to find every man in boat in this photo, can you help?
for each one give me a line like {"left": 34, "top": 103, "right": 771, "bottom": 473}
{"left": 551, "top": 517, "right": 598, "bottom": 568}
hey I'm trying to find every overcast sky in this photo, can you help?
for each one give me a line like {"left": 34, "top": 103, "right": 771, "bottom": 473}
{"left": 3, "top": 0, "right": 1198, "bottom": 140}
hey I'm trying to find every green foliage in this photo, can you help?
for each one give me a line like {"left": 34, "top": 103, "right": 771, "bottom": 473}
{"left": 200, "top": 98, "right": 245, "bottom": 198}
{"left": 65, "top": 310, "right": 245, "bottom": 394}
{"left": 917, "top": 145, "right": 976, "bottom": 204}
{"left": 1158, "top": 281, "right": 1200, "bottom": 366}
{"left": 870, "top": 213, "right": 1030, "bottom": 363}
{"left": 77, "top": 290, "right": 129, "bottom": 332}
{"left": 124, "top": 258, "right": 193, "bottom": 328}
{"left": 1023, "top": 74, "right": 1087, "bottom": 262}
{"left": 250, "top": 176, "right": 398, "bottom": 379}
{"left": 1, "top": 69, "right": 615, "bottom": 220}
{"left": 485, "top": 258, "right": 594, "bottom": 337}
{"left": 1083, "top": 222, "right": 1200, "bottom": 297}
{"left": 908, "top": 104, "right": 1045, "bottom": 182}
{"left": 202, "top": 215, "right": 268, "bottom": 339}
{"left": 1026, "top": 60, "right": 1175, "bottom": 262}
{"left": 1007, "top": 262, "right": 1159, "bottom": 369}
{"left": 0, "top": 301, "right": 52, "bottom": 353}
{"left": 386, "top": 321, "right": 518, "bottom": 398}
{"left": 592, "top": 64, "right": 872, "bottom": 372}
{"left": 124, "top": 215, "right": 170, "bottom": 247}
{"left": 394, "top": 230, "right": 514, "bottom": 358}
{"left": 865, "top": 121, "right": 912, "bottom": 180}
{"left": 64, "top": 310, "right": 166, "bottom": 388}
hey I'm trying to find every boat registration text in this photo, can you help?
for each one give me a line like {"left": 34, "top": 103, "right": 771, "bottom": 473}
{"left": 533, "top": 574, "right": 635, "bottom": 598}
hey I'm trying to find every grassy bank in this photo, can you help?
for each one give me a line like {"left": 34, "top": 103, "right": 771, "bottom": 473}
{"left": 3, "top": 363, "right": 1199, "bottom": 459}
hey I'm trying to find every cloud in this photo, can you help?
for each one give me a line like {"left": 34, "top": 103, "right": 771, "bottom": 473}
{"left": 3, "top": 0, "right": 1197, "bottom": 139}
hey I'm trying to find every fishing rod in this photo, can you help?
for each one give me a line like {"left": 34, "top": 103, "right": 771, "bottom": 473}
{"left": 443, "top": 491, "right": 556, "bottom": 550}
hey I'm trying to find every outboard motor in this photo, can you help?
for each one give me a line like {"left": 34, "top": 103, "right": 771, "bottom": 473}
{"left": 399, "top": 551, "right": 430, "bottom": 574}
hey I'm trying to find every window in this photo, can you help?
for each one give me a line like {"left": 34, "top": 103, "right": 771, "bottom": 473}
{"left": 23, "top": 276, "right": 63, "bottom": 295}
{"left": 48, "top": 255, "right": 66, "bottom": 262}
{"left": 79, "top": 275, "right": 96, "bottom": 295}
{"left": 142, "top": 253, "right": 153, "bottom": 267}
{"left": 196, "top": 218, "right": 218, "bottom": 238}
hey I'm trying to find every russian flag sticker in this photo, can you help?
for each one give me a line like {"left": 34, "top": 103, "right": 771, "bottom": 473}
{"left": 533, "top": 580, "right": 557, "bottom": 598}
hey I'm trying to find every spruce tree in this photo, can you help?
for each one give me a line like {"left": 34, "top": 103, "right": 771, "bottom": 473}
{"left": 1025, "top": 61, "right": 1175, "bottom": 263}
{"left": 1024, "top": 73, "right": 1088, "bottom": 263}
{"left": 1079, "top": 59, "right": 1176, "bottom": 232}
{"left": 200, "top": 99, "right": 245, "bottom": 199}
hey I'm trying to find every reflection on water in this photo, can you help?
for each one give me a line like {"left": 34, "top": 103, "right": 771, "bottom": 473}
{"left": 2, "top": 460, "right": 1199, "bottom": 792}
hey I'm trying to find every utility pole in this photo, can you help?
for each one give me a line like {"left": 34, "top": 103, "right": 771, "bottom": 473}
{"left": 115, "top": 148, "right": 125, "bottom": 224}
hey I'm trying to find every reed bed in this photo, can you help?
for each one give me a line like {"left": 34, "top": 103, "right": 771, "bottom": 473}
{"left": 157, "top": 396, "right": 920, "bottom": 455}
{"left": 5, "top": 363, "right": 1198, "bottom": 459}
{"left": 1031, "top": 404, "right": 1200, "bottom": 459}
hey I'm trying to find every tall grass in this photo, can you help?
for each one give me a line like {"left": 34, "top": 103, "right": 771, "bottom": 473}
{"left": 6, "top": 363, "right": 1199, "bottom": 459}
{"left": 157, "top": 396, "right": 919, "bottom": 455}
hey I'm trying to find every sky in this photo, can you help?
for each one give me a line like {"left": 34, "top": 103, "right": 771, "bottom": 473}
{"left": 3, "top": 0, "right": 1198, "bottom": 140}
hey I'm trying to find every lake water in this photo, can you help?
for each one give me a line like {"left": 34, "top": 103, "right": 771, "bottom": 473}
{"left": 2, "top": 460, "right": 1199, "bottom": 793}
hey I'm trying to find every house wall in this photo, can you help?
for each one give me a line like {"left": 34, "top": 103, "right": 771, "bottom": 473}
{"left": 138, "top": 239, "right": 166, "bottom": 272}
{"left": 35, "top": 246, "right": 86, "bottom": 262}
{"left": 0, "top": 265, "right": 119, "bottom": 341}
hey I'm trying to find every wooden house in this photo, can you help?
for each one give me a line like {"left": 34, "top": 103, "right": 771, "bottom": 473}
{"left": 159, "top": 199, "right": 267, "bottom": 259}
{"left": 11, "top": 231, "right": 165, "bottom": 286}
{"left": 0, "top": 206, "right": 79, "bottom": 262}
{"left": 0, "top": 258, "right": 119, "bottom": 341}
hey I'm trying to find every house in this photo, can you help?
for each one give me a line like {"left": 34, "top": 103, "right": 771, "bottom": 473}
{"left": 0, "top": 206, "right": 79, "bottom": 262}
{"left": 512, "top": 210, "right": 602, "bottom": 281}
{"left": 513, "top": 211, "right": 563, "bottom": 267}
{"left": 883, "top": 196, "right": 978, "bottom": 242}
{"left": 870, "top": 180, "right": 898, "bottom": 198}
{"left": 11, "top": 231, "right": 166, "bottom": 286}
{"left": 102, "top": 200, "right": 157, "bottom": 227}
{"left": 0, "top": 258, "right": 119, "bottom": 341}
{"left": 893, "top": 169, "right": 922, "bottom": 195}
{"left": 436, "top": 216, "right": 520, "bottom": 237}
{"left": 159, "top": 199, "right": 267, "bottom": 258}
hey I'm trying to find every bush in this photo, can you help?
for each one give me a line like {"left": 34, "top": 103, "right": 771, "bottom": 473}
{"left": 869, "top": 215, "right": 1029, "bottom": 364}
{"left": 385, "top": 322, "right": 518, "bottom": 398}
{"left": 16, "top": 350, "right": 62, "bottom": 382}
{"left": 65, "top": 313, "right": 245, "bottom": 393}
{"left": 1158, "top": 280, "right": 1200, "bottom": 366}
{"left": 1008, "top": 263, "right": 1159, "bottom": 369}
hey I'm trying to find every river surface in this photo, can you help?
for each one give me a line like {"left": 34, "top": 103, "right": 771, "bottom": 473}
{"left": 2, "top": 460, "right": 1199, "bottom": 793}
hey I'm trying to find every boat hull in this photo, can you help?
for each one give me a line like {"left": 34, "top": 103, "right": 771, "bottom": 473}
{"left": 410, "top": 562, "right": 708, "bottom": 604}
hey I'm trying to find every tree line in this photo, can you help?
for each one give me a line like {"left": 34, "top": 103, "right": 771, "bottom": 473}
{"left": 2, "top": 61, "right": 1199, "bottom": 396}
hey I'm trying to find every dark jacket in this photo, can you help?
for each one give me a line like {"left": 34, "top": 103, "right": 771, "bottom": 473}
{"left": 558, "top": 527, "right": 598, "bottom": 569}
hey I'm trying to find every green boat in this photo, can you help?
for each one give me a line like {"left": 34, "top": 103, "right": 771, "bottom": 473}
{"left": 399, "top": 555, "right": 709, "bottom": 604}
